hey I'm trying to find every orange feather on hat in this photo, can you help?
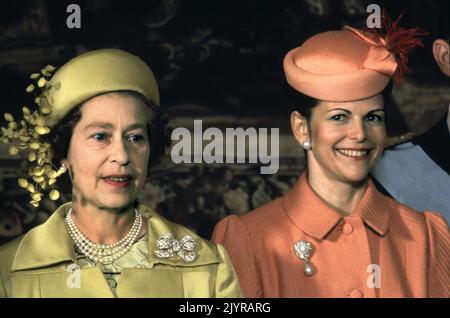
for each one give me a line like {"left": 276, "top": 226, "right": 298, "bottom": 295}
{"left": 367, "top": 10, "right": 428, "bottom": 82}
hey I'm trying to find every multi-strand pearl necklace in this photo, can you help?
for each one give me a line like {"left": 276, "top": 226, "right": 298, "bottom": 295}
{"left": 65, "top": 208, "right": 143, "bottom": 264}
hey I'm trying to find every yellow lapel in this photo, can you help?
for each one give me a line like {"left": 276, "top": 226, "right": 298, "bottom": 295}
{"left": 11, "top": 203, "right": 76, "bottom": 272}
{"left": 10, "top": 203, "right": 221, "bottom": 298}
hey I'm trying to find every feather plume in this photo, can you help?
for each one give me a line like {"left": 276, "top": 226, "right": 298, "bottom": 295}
{"left": 368, "top": 11, "right": 428, "bottom": 82}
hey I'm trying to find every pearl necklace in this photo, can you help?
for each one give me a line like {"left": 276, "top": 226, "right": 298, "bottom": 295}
{"left": 65, "top": 208, "right": 143, "bottom": 264}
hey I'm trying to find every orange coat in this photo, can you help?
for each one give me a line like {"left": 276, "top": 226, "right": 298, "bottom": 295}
{"left": 212, "top": 172, "right": 450, "bottom": 298}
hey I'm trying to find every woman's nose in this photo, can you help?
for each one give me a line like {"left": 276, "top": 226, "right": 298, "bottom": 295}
{"left": 348, "top": 119, "right": 367, "bottom": 142}
{"left": 110, "top": 139, "right": 130, "bottom": 165}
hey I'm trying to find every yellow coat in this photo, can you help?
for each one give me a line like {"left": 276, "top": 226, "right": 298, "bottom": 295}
{"left": 0, "top": 203, "right": 242, "bottom": 298}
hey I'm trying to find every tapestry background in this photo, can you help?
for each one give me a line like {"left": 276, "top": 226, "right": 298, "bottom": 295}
{"left": 1, "top": 0, "right": 449, "bottom": 242}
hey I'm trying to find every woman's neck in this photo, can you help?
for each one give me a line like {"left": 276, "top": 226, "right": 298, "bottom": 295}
{"left": 307, "top": 168, "right": 368, "bottom": 216}
{"left": 70, "top": 200, "right": 144, "bottom": 245}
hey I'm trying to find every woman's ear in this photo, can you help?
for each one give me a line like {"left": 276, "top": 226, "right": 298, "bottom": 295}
{"left": 60, "top": 159, "right": 68, "bottom": 169}
{"left": 433, "top": 39, "right": 450, "bottom": 77}
{"left": 59, "top": 159, "right": 71, "bottom": 179}
{"left": 290, "top": 111, "right": 310, "bottom": 146}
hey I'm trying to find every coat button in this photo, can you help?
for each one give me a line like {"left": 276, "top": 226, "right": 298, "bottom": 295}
{"left": 349, "top": 289, "right": 364, "bottom": 298}
{"left": 343, "top": 223, "right": 353, "bottom": 235}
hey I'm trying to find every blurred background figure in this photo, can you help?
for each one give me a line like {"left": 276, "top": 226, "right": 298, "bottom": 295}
{"left": 371, "top": 2, "right": 450, "bottom": 220}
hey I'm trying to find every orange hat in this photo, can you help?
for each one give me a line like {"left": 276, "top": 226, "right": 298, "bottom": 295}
{"left": 284, "top": 19, "right": 426, "bottom": 102}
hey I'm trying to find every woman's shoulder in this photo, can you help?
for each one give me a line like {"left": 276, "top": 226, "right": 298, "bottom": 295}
{"left": 420, "top": 211, "right": 450, "bottom": 244}
{"left": 226, "top": 195, "right": 282, "bottom": 219}
{"left": 0, "top": 235, "right": 24, "bottom": 281}
{"left": 0, "top": 234, "right": 24, "bottom": 255}
{"left": 383, "top": 195, "right": 449, "bottom": 239}
{"left": 212, "top": 197, "right": 285, "bottom": 246}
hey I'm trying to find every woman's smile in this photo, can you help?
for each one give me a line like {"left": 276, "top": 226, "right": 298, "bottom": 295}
{"left": 102, "top": 174, "right": 134, "bottom": 189}
{"left": 335, "top": 148, "right": 373, "bottom": 161}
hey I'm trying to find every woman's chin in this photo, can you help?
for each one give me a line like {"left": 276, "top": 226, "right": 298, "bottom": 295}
{"left": 97, "top": 197, "right": 136, "bottom": 210}
{"left": 340, "top": 170, "right": 370, "bottom": 185}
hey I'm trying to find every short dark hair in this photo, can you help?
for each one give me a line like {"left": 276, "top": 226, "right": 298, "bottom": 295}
{"left": 283, "top": 80, "right": 394, "bottom": 120}
{"left": 282, "top": 81, "right": 318, "bottom": 120}
{"left": 42, "top": 91, "right": 171, "bottom": 192}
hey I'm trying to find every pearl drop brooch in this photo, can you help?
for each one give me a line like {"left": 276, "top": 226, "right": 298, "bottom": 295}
{"left": 65, "top": 208, "right": 143, "bottom": 264}
{"left": 294, "top": 240, "right": 315, "bottom": 276}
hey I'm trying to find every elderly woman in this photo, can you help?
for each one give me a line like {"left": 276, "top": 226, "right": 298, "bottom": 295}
{"left": 0, "top": 49, "right": 241, "bottom": 298}
{"left": 212, "top": 24, "right": 450, "bottom": 297}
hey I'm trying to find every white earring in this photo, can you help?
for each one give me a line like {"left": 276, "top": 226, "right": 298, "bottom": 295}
{"left": 59, "top": 163, "right": 67, "bottom": 174}
{"left": 302, "top": 140, "right": 311, "bottom": 150}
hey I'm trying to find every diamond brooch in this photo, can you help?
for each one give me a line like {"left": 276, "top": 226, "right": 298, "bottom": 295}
{"left": 155, "top": 232, "right": 197, "bottom": 263}
{"left": 294, "top": 240, "right": 315, "bottom": 276}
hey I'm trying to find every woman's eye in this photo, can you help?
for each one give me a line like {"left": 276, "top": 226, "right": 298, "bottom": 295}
{"left": 330, "top": 114, "right": 347, "bottom": 121}
{"left": 92, "top": 133, "right": 108, "bottom": 141}
{"left": 366, "top": 114, "right": 384, "bottom": 123}
{"left": 128, "top": 134, "right": 145, "bottom": 143}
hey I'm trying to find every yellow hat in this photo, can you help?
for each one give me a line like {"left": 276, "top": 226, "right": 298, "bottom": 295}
{"left": 43, "top": 48, "right": 160, "bottom": 127}
{"left": 0, "top": 48, "right": 160, "bottom": 207}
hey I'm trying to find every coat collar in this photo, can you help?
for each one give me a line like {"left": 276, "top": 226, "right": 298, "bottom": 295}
{"left": 281, "top": 172, "right": 392, "bottom": 240}
{"left": 11, "top": 203, "right": 77, "bottom": 272}
{"left": 11, "top": 203, "right": 219, "bottom": 272}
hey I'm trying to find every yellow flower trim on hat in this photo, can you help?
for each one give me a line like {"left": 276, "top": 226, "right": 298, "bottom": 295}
{"left": 0, "top": 65, "right": 66, "bottom": 207}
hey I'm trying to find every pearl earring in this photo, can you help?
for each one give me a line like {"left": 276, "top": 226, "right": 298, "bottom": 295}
{"left": 302, "top": 140, "right": 311, "bottom": 150}
{"left": 60, "top": 163, "right": 67, "bottom": 174}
